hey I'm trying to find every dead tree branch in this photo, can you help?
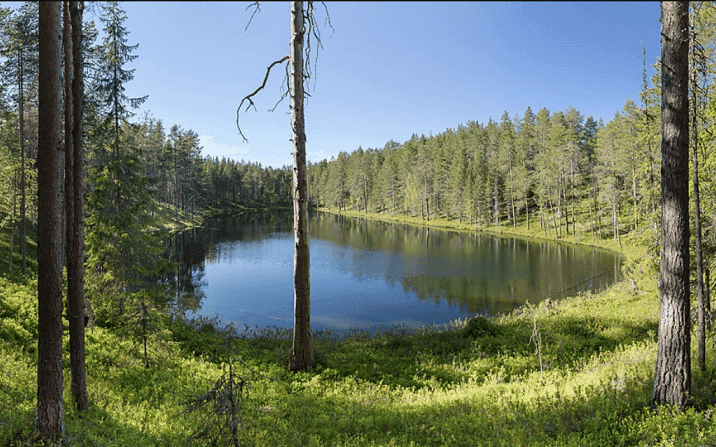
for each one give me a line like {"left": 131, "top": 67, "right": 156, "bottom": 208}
{"left": 236, "top": 1, "right": 332, "bottom": 141}
{"left": 236, "top": 55, "right": 289, "bottom": 143}
{"left": 245, "top": 2, "right": 260, "bottom": 32}
{"left": 304, "top": 1, "right": 333, "bottom": 91}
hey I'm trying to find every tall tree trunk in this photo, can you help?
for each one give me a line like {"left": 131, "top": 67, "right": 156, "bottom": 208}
{"left": 706, "top": 265, "right": 712, "bottom": 331}
{"left": 613, "top": 201, "right": 620, "bottom": 245}
{"left": 632, "top": 170, "right": 638, "bottom": 231}
{"left": 288, "top": 0, "right": 315, "bottom": 372}
{"left": 571, "top": 161, "right": 576, "bottom": 237}
{"left": 68, "top": 0, "right": 88, "bottom": 412}
{"left": 593, "top": 177, "right": 601, "bottom": 240}
{"left": 492, "top": 177, "right": 499, "bottom": 225}
{"left": 510, "top": 181, "right": 516, "bottom": 228}
{"left": 37, "top": 2, "right": 65, "bottom": 440}
{"left": 548, "top": 196, "right": 559, "bottom": 238}
{"left": 19, "top": 48, "right": 26, "bottom": 275}
{"left": 651, "top": 0, "right": 691, "bottom": 410}
{"left": 9, "top": 167, "right": 16, "bottom": 272}
{"left": 690, "top": 18, "right": 706, "bottom": 373}
{"left": 64, "top": 1, "right": 74, "bottom": 289}
{"left": 363, "top": 180, "right": 367, "bottom": 214}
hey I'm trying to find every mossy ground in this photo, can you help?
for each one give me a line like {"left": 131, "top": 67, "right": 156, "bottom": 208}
{"left": 1, "top": 211, "right": 715, "bottom": 446}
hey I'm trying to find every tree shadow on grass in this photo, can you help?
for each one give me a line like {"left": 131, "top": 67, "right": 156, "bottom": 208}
{"left": 301, "top": 314, "right": 659, "bottom": 392}
{"left": 239, "top": 358, "right": 657, "bottom": 447}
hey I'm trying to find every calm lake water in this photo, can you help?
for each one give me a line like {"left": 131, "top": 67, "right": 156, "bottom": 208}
{"left": 167, "top": 212, "right": 621, "bottom": 331}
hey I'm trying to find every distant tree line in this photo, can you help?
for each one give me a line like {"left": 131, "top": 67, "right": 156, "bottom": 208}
{"left": 308, "top": 101, "right": 667, "bottom": 244}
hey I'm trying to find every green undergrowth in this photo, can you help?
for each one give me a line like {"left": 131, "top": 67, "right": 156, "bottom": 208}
{"left": 2, "top": 216, "right": 716, "bottom": 446}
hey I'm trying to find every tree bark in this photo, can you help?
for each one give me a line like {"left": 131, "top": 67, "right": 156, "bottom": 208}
{"left": 651, "top": 0, "right": 691, "bottom": 410}
{"left": 37, "top": 1, "right": 65, "bottom": 440}
{"left": 67, "top": 0, "right": 89, "bottom": 412}
{"left": 288, "top": 0, "right": 315, "bottom": 372}
{"left": 64, "top": 2, "right": 74, "bottom": 277}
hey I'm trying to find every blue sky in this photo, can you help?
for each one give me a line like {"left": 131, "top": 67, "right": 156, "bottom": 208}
{"left": 87, "top": 2, "right": 662, "bottom": 167}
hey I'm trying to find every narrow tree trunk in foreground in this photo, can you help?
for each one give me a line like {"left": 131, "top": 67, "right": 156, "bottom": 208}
{"left": 289, "top": 0, "right": 315, "bottom": 372}
{"left": 66, "top": 0, "right": 89, "bottom": 412}
{"left": 651, "top": 0, "right": 691, "bottom": 410}
{"left": 37, "top": 2, "right": 65, "bottom": 440}
{"left": 19, "top": 47, "right": 26, "bottom": 275}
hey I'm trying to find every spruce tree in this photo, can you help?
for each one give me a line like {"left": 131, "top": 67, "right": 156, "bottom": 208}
{"left": 87, "top": 0, "right": 154, "bottom": 319}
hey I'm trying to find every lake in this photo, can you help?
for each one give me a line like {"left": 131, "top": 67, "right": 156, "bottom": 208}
{"left": 167, "top": 212, "right": 621, "bottom": 331}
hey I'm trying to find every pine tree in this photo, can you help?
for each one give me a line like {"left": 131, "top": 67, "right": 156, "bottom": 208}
{"left": 37, "top": 2, "right": 64, "bottom": 440}
{"left": 651, "top": 0, "right": 691, "bottom": 410}
{"left": 63, "top": 0, "right": 89, "bottom": 413}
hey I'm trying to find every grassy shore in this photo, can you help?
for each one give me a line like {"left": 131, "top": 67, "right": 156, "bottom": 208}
{"left": 1, "top": 210, "right": 715, "bottom": 446}
{"left": 149, "top": 203, "right": 205, "bottom": 234}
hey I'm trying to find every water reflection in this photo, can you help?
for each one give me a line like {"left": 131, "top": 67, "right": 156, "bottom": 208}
{"left": 167, "top": 212, "right": 621, "bottom": 330}
{"left": 310, "top": 214, "right": 620, "bottom": 315}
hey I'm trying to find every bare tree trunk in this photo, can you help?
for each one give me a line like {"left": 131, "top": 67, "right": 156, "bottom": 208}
{"left": 37, "top": 2, "right": 65, "bottom": 440}
{"left": 613, "top": 202, "right": 620, "bottom": 245}
{"left": 652, "top": 0, "right": 691, "bottom": 410}
{"left": 68, "top": 0, "right": 88, "bottom": 412}
{"left": 288, "top": 0, "right": 315, "bottom": 372}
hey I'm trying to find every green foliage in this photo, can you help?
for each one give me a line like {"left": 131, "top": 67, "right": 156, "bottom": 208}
{"left": 461, "top": 315, "right": 498, "bottom": 338}
{"left": 0, "top": 276, "right": 36, "bottom": 353}
{"left": 0, "top": 112, "right": 19, "bottom": 229}
{"left": 2, "top": 216, "right": 716, "bottom": 446}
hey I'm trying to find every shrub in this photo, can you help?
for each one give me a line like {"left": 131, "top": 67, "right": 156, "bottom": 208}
{"left": 462, "top": 315, "right": 498, "bottom": 338}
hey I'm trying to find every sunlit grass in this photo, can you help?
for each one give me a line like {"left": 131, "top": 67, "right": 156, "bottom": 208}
{"left": 147, "top": 202, "right": 204, "bottom": 234}
{"left": 2, "top": 209, "right": 716, "bottom": 445}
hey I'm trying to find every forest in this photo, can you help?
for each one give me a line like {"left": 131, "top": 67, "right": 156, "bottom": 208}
{"left": 2, "top": 1, "right": 716, "bottom": 446}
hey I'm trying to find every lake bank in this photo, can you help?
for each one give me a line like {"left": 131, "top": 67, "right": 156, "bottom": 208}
{"left": 172, "top": 211, "right": 622, "bottom": 332}
{"left": 314, "top": 206, "right": 634, "bottom": 257}
{"left": 3, "top": 208, "right": 715, "bottom": 446}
